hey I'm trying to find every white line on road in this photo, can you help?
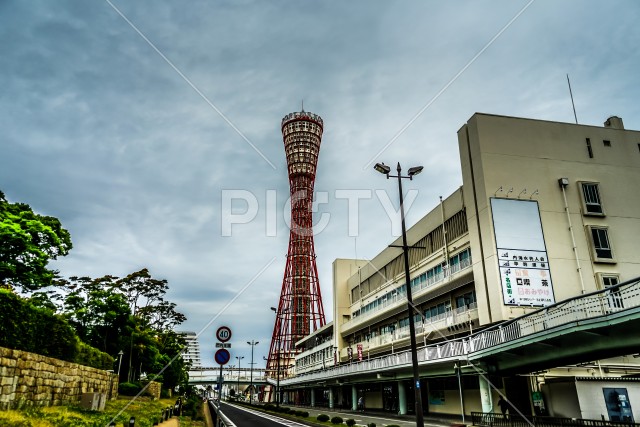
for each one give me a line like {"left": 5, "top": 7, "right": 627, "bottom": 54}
{"left": 226, "top": 403, "right": 310, "bottom": 427}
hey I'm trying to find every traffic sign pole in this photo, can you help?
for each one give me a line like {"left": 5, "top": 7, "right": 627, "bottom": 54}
{"left": 215, "top": 326, "right": 232, "bottom": 401}
{"left": 218, "top": 364, "right": 223, "bottom": 402}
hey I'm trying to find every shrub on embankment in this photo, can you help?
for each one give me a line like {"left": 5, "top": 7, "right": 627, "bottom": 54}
{"left": 0, "top": 289, "right": 113, "bottom": 369}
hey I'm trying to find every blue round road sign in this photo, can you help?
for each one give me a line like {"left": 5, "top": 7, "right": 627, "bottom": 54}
{"left": 215, "top": 349, "right": 231, "bottom": 365}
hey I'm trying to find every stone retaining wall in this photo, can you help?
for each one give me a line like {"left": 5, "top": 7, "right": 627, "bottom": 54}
{"left": 146, "top": 380, "right": 162, "bottom": 400}
{"left": 0, "top": 346, "right": 118, "bottom": 410}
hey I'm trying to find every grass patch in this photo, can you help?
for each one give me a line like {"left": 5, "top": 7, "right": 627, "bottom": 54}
{"left": 0, "top": 396, "right": 205, "bottom": 427}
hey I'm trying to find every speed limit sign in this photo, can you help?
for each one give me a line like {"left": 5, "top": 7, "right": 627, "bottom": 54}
{"left": 216, "top": 326, "right": 232, "bottom": 343}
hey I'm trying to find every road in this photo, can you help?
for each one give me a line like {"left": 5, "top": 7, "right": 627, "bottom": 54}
{"left": 218, "top": 402, "right": 454, "bottom": 427}
{"left": 219, "top": 402, "right": 311, "bottom": 427}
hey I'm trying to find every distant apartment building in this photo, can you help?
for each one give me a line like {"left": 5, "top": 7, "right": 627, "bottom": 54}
{"left": 178, "top": 331, "right": 202, "bottom": 369}
{"left": 285, "top": 113, "right": 640, "bottom": 422}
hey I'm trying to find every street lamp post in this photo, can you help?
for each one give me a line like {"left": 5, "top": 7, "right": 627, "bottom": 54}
{"left": 117, "top": 350, "right": 124, "bottom": 382}
{"left": 247, "top": 340, "right": 259, "bottom": 405}
{"left": 227, "top": 365, "right": 235, "bottom": 400}
{"left": 374, "top": 162, "right": 425, "bottom": 427}
{"left": 270, "top": 307, "right": 284, "bottom": 408}
{"left": 263, "top": 352, "right": 281, "bottom": 408}
{"left": 235, "top": 356, "right": 244, "bottom": 399}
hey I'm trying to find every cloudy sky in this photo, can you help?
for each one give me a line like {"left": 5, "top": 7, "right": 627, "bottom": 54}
{"left": 2, "top": 0, "right": 639, "bottom": 368}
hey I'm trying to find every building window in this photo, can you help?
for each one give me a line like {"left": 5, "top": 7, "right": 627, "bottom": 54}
{"left": 586, "top": 138, "right": 593, "bottom": 158}
{"left": 581, "top": 182, "right": 604, "bottom": 215}
{"left": 603, "top": 140, "right": 611, "bottom": 147}
{"left": 601, "top": 275, "right": 619, "bottom": 288}
{"left": 598, "top": 274, "right": 623, "bottom": 309}
{"left": 455, "top": 291, "right": 476, "bottom": 309}
{"left": 589, "top": 226, "right": 614, "bottom": 261}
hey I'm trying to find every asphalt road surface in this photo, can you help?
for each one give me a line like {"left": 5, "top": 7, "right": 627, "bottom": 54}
{"left": 219, "top": 402, "right": 311, "bottom": 427}
{"left": 218, "top": 402, "right": 452, "bottom": 427}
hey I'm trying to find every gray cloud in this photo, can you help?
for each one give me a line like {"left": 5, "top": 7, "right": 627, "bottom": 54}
{"left": 2, "top": 0, "right": 639, "bottom": 366}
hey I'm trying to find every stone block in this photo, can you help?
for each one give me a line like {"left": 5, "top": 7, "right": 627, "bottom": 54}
{"left": 0, "top": 376, "right": 14, "bottom": 386}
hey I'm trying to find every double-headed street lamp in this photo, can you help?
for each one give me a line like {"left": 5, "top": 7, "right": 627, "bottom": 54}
{"left": 235, "top": 356, "right": 244, "bottom": 399}
{"left": 374, "top": 162, "right": 424, "bottom": 427}
{"left": 247, "top": 340, "right": 259, "bottom": 405}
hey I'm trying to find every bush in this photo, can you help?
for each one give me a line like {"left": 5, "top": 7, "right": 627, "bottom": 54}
{"left": 75, "top": 340, "right": 114, "bottom": 370}
{"left": 316, "top": 414, "right": 330, "bottom": 422}
{"left": 367, "top": 424, "right": 376, "bottom": 427}
{"left": 118, "top": 382, "right": 142, "bottom": 396}
{"left": 263, "top": 403, "right": 275, "bottom": 411}
{"left": 0, "top": 290, "right": 114, "bottom": 370}
{"left": 183, "top": 395, "right": 203, "bottom": 420}
{"left": 300, "top": 411, "right": 309, "bottom": 417}
{"left": 0, "top": 290, "right": 78, "bottom": 361}
{"left": 346, "top": 419, "right": 356, "bottom": 426}
{"left": 331, "top": 416, "right": 344, "bottom": 424}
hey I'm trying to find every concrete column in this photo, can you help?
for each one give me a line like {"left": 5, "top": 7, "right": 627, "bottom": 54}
{"left": 479, "top": 375, "right": 493, "bottom": 413}
{"left": 310, "top": 388, "right": 315, "bottom": 407}
{"left": 352, "top": 386, "right": 358, "bottom": 411}
{"left": 398, "top": 380, "right": 407, "bottom": 415}
{"left": 328, "top": 387, "right": 334, "bottom": 409}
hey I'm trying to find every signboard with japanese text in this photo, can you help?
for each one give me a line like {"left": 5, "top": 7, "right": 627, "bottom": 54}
{"left": 357, "top": 344, "right": 363, "bottom": 361}
{"left": 491, "top": 198, "right": 555, "bottom": 307}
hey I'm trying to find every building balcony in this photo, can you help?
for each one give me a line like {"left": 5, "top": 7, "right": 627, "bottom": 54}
{"left": 342, "top": 304, "right": 479, "bottom": 360}
{"left": 341, "top": 259, "right": 474, "bottom": 335}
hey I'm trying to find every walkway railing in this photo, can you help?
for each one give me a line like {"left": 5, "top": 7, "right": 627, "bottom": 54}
{"left": 282, "top": 276, "right": 640, "bottom": 385}
{"left": 471, "top": 412, "right": 640, "bottom": 426}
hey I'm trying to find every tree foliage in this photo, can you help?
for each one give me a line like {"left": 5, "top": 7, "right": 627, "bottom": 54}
{"left": 0, "top": 190, "right": 72, "bottom": 291}
{"left": 0, "top": 289, "right": 113, "bottom": 369}
{"left": 59, "top": 269, "right": 188, "bottom": 390}
{"left": 0, "top": 190, "right": 189, "bottom": 392}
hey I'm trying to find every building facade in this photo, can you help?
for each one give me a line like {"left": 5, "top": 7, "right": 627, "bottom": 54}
{"left": 283, "top": 113, "right": 640, "bottom": 421}
{"left": 178, "top": 331, "right": 202, "bottom": 369}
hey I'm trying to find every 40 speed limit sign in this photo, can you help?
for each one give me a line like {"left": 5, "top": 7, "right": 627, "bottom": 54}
{"left": 216, "top": 326, "right": 232, "bottom": 343}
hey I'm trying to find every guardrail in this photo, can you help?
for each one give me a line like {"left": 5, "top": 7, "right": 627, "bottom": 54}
{"left": 208, "top": 400, "right": 236, "bottom": 427}
{"left": 282, "top": 276, "right": 640, "bottom": 385}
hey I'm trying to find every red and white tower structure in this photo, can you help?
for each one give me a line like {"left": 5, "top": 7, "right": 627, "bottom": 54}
{"left": 266, "top": 110, "right": 327, "bottom": 394}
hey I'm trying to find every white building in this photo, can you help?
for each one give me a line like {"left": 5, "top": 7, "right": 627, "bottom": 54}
{"left": 178, "top": 331, "right": 202, "bottom": 369}
{"left": 284, "top": 113, "right": 640, "bottom": 422}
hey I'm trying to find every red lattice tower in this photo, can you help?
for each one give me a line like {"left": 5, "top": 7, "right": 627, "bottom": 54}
{"left": 266, "top": 110, "right": 327, "bottom": 395}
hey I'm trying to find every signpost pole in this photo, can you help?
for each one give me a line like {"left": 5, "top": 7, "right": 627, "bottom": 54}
{"left": 218, "top": 363, "right": 223, "bottom": 402}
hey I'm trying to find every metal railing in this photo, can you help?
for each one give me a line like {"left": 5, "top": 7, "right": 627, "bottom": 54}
{"left": 209, "top": 400, "right": 236, "bottom": 427}
{"left": 282, "top": 277, "right": 640, "bottom": 386}
{"left": 471, "top": 412, "right": 640, "bottom": 426}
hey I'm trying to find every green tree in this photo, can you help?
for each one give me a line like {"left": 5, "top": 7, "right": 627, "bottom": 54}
{"left": 62, "top": 275, "right": 132, "bottom": 355}
{"left": 0, "top": 190, "right": 72, "bottom": 291}
{"left": 59, "top": 269, "right": 188, "bottom": 389}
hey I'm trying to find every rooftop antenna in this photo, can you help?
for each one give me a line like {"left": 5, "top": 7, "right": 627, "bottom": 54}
{"left": 567, "top": 74, "right": 578, "bottom": 124}
{"left": 301, "top": 99, "right": 304, "bottom": 112}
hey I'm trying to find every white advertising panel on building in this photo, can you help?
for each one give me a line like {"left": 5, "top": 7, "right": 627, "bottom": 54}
{"left": 491, "top": 198, "right": 555, "bottom": 307}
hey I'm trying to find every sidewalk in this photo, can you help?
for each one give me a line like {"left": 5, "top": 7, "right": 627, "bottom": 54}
{"left": 157, "top": 418, "right": 179, "bottom": 427}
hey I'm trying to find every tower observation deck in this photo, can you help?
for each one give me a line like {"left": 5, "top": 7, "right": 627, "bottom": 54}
{"left": 266, "top": 110, "right": 327, "bottom": 391}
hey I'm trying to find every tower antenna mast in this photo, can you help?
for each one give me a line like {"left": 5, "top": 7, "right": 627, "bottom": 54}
{"left": 567, "top": 74, "right": 578, "bottom": 124}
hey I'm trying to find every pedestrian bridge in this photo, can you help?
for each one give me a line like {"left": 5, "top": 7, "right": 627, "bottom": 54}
{"left": 281, "top": 276, "right": 640, "bottom": 386}
{"left": 188, "top": 367, "right": 268, "bottom": 386}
